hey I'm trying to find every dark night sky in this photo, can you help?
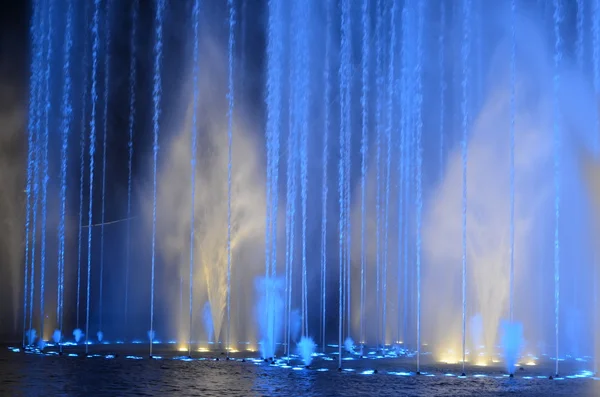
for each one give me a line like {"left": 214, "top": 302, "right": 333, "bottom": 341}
{"left": 0, "top": 1, "right": 28, "bottom": 340}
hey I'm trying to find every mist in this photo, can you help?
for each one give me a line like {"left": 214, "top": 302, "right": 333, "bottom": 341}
{"left": 0, "top": 78, "right": 25, "bottom": 338}
{"left": 422, "top": 10, "right": 597, "bottom": 361}
{"left": 0, "top": 8, "right": 27, "bottom": 339}
{"left": 149, "top": 36, "right": 266, "bottom": 346}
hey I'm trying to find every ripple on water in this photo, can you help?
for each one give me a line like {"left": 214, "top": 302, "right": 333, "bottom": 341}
{"left": 0, "top": 349, "right": 595, "bottom": 397}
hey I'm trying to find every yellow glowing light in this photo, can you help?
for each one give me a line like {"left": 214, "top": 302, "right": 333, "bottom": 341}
{"left": 525, "top": 361, "right": 536, "bottom": 366}
{"left": 246, "top": 348, "right": 256, "bottom": 352}
{"left": 227, "top": 349, "right": 239, "bottom": 353}
{"left": 178, "top": 347, "right": 187, "bottom": 352}
{"left": 475, "top": 360, "right": 487, "bottom": 367}
{"left": 439, "top": 348, "right": 462, "bottom": 364}
{"left": 440, "top": 355, "right": 460, "bottom": 364}
{"left": 197, "top": 347, "right": 210, "bottom": 352}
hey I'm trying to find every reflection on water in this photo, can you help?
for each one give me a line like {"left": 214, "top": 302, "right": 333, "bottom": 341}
{"left": 0, "top": 348, "right": 596, "bottom": 396}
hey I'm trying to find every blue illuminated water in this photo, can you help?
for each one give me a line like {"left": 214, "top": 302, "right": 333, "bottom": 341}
{"left": 264, "top": 0, "right": 280, "bottom": 359}
{"left": 76, "top": 0, "right": 89, "bottom": 331}
{"left": 256, "top": 278, "right": 283, "bottom": 359}
{"left": 225, "top": 0, "right": 235, "bottom": 355}
{"left": 374, "top": 0, "right": 383, "bottom": 352}
{"left": 293, "top": 0, "right": 309, "bottom": 339}
{"left": 382, "top": 1, "right": 397, "bottom": 354}
{"left": 187, "top": 0, "right": 198, "bottom": 355}
{"left": 320, "top": 0, "right": 332, "bottom": 354}
{"left": 461, "top": 0, "right": 471, "bottom": 373}
{"left": 86, "top": 0, "right": 101, "bottom": 353}
{"left": 284, "top": 65, "right": 298, "bottom": 360}
{"left": 501, "top": 321, "right": 524, "bottom": 374}
{"left": 149, "top": 0, "right": 165, "bottom": 357}
{"left": 552, "top": 0, "right": 563, "bottom": 377}
{"left": 400, "top": 4, "right": 410, "bottom": 347}
{"left": 359, "top": 0, "right": 369, "bottom": 348}
{"left": 3, "top": 347, "right": 592, "bottom": 397}
{"left": 509, "top": 0, "right": 516, "bottom": 322}
{"left": 18, "top": 0, "right": 600, "bottom": 383}
{"left": 339, "top": 0, "right": 351, "bottom": 368}
{"left": 576, "top": 0, "right": 584, "bottom": 69}
{"left": 267, "top": 28, "right": 280, "bottom": 358}
{"left": 595, "top": 0, "right": 600, "bottom": 100}
{"left": 125, "top": 0, "right": 138, "bottom": 337}
{"left": 39, "top": 0, "right": 54, "bottom": 347}
{"left": 98, "top": 0, "right": 112, "bottom": 337}
{"left": 414, "top": 0, "right": 424, "bottom": 373}
{"left": 202, "top": 302, "right": 213, "bottom": 344}
{"left": 298, "top": 336, "right": 316, "bottom": 367}
{"left": 438, "top": 2, "right": 446, "bottom": 181}
{"left": 23, "top": 0, "right": 41, "bottom": 348}
{"left": 57, "top": 0, "right": 73, "bottom": 344}
{"left": 29, "top": 0, "right": 45, "bottom": 344}
{"left": 593, "top": 0, "right": 600, "bottom": 376}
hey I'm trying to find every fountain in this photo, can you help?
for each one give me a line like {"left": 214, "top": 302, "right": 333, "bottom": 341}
{"left": 10, "top": 0, "right": 600, "bottom": 382}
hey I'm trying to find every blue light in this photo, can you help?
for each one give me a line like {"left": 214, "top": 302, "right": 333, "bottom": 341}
{"left": 174, "top": 357, "right": 194, "bottom": 362}
{"left": 389, "top": 371, "right": 412, "bottom": 376}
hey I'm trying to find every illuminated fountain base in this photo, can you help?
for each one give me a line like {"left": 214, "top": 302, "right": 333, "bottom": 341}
{"left": 7, "top": 341, "right": 596, "bottom": 381}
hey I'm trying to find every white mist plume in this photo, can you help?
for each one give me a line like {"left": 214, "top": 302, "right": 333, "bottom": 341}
{"left": 153, "top": 37, "right": 265, "bottom": 345}
{"left": 297, "top": 336, "right": 316, "bottom": 366}
{"left": 26, "top": 329, "right": 36, "bottom": 346}
{"left": 255, "top": 277, "right": 284, "bottom": 359}
{"left": 52, "top": 329, "right": 62, "bottom": 344}
{"left": 344, "top": 336, "right": 355, "bottom": 354}
{"left": 202, "top": 301, "right": 214, "bottom": 343}
{"left": 289, "top": 309, "right": 301, "bottom": 344}
{"left": 501, "top": 321, "right": 524, "bottom": 374}
{"left": 423, "top": 12, "right": 596, "bottom": 359}
{"left": 72, "top": 328, "right": 83, "bottom": 343}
